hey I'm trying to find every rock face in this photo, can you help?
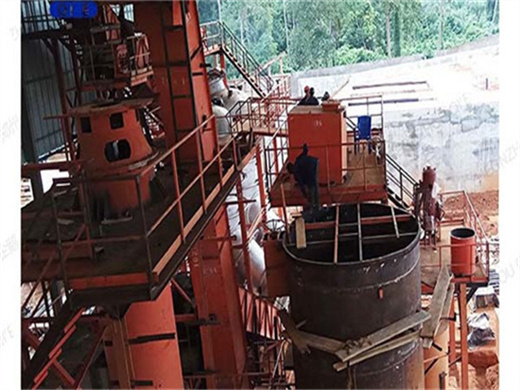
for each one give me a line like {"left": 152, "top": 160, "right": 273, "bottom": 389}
{"left": 468, "top": 349, "right": 499, "bottom": 369}
{"left": 385, "top": 102, "right": 499, "bottom": 192}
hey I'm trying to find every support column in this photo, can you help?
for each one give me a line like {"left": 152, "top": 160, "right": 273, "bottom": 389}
{"left": 189, "top": 206, "right": 248, "bottom": 388}
{"left": 448, "top": 294, "right": 456, "bottom": 364}
{"left": 458, "top": 283, "right": 469, "bottom": 390}
{"left": 134, "top": 0, "right": 217, "bottom": 162}
{"left": 104, "top": 287, "right": 184, "bottom": 389}
{"left": 219, "top": 51, "right": 228, "bottom": 88}
{"left": 255, "top": 145, "right": 267, "bottom": 224}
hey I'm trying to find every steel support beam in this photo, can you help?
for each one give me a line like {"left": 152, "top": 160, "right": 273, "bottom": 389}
{"left": 459, "top": 283, "right": 469, "bottom": 390}
{"left": 104, "top": 287, "right": 184, "bottom": 389}
{"left": 189, "top": 206, "right": 248, "bottom": 389}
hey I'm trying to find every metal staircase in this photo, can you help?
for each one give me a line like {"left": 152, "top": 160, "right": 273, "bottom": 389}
{"left": 201, "top": 21, "right": 276, "bottom": 97}
{"left": 386, "top": 154, "right": 418, "bottom": 209}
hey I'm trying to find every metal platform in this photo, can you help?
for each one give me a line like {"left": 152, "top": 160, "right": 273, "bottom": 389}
{"left": 420, "top": 191, "right": 496, "bottom": 293}
{"left": 268, "top": 131, "right": 387, "bottom": 207}
{"left": 22, "top": 127, "right": 257, "bottom": 307}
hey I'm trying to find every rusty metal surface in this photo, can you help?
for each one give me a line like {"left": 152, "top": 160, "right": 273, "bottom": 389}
{"left": 285, "top": 203, "right": 424, "bottom": 389}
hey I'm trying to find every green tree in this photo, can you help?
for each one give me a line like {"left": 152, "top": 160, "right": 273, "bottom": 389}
{"left": 197, "top": 0, "right": 499, "bottom": 72}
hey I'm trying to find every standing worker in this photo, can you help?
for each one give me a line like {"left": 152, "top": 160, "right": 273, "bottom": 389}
{"left": 306, "top": 87, "right": 319, "bottom": 105}
{"left": 287, "top": 144, "right": 320, "bottom": 212}
{"left": 298, "top": 86, "right": 311, "bottom": 105}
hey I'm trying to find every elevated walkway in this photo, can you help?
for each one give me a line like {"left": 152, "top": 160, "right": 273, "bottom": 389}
{"left": 21, "top": 118, "right": 255, "bottom": 307}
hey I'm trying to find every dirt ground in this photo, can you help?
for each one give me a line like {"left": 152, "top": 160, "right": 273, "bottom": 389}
{"left": 446, "top": 305, "right": 499, "bottom": 390}
{"left": 443, "top": 190, "right": 499, "bottom": 237}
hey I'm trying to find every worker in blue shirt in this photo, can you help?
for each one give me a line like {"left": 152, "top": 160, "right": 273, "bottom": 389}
{"left": 287, "top": 144, "right": 320, "bottom": 211}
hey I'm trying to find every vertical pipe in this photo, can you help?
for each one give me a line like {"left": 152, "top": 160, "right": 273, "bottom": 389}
{"left": 236, "top": 178, "right": 253, "bottom": 290}
{"left": 255, "top": 146, "right": 267, "bottom": 223}
{"left": 219, "top": 51, "right": 228, "bottom": 88}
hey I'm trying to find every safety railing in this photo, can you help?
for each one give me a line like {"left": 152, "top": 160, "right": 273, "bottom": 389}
{"left": 201, "top": 21, "right": 276, "bottom": 95}
{"left": 386, "top": 154, "right": 417, "bottom": 208}
{"left": 21, "top": 161, "right": 93, "bottom": 303}
{"left": 240, "top": 287, "right": 283, "bottom": 340}
{"left": 82, "top": 34, "right": 153, "bottom": 86}
{"left": 421, "top": 190, "right": 497, "bottom": 288}
{"left": 340, "top": 94, "right": 384, "bottom": 131}
{"left": 263, "top": 138, "right": 386, "bottom": 224}
{"left": 224, "top": 96, "right": 296, "bottom": 137}
{"left": 21, "top": 115, "right": 243, "bottom": 293}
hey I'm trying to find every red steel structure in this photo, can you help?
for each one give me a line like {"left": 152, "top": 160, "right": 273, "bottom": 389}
{"left": 21, "top": 1, "right": 286, "bottom": 389}
{"left": 20, "top": 1, "right": 497, "bottom": 389}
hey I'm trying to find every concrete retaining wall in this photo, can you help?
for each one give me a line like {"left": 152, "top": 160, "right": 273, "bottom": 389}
{"left": 384, "top": 102, "right": 499, "bottom": 192}
{"left": 290, "top": 55, "right": 424, "bottom": 97}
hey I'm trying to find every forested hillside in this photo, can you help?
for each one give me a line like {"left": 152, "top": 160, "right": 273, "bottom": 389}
{"left": 198, "top": 0, "right": 499, "bottom": 72}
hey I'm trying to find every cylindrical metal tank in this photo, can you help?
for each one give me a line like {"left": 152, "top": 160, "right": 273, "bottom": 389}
{"left": 450, "top": 227, "right": 476, "bottom": 276}
{"left": 284, "top": 203, "right": 424, "bottom": 389}
{"left": 222, "top": 87, "right": 249, "bottom": 116}
{"left": 208, "top": 68, "right": 227, "bottom": 96}
{"left": 212, "top": 104, "right": 232, "bottom": 141}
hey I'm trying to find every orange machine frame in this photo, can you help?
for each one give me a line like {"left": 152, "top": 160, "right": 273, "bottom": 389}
{"left": 288, "top": 104, "right": 347, "bottom": 185}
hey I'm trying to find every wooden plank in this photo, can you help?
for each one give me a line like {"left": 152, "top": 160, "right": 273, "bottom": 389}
{"left": 295, "top": 216, "right": 306, "bottom": 249}
{"left": 428, "top": 282, "right": 455, "bottom": 346}
{"left": 298, "top": 331, "right": 345, "bottom": 355}
{"left": 390, "top": 206, "right": 400, "bottom": 238}
{"left": 278, "top": 310, "right": 310, "bottom": 354}
{"left": 335, "top": 310, "right": 430, "bottom": 363}
{"left": 420, "top": 265, "right": 452, "bottom": 344}
{"left": 334, "top": 330, "right": 420, "bottom": 372}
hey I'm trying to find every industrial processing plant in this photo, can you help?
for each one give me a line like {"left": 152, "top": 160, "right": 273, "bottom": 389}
{"left": 14, "top": 1, "right": 502, "bottom": 389}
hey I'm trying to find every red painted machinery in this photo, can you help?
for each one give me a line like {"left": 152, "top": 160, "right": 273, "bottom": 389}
{"left": 288, "top": 103, "right": 347, "bottom": 185}
{"left": 71, "top": 99, "right": 156, "bottom": 217}
{"left": 21, "top": 1, "right": 286, "bottom": 389}
{"left": 413, "top": 165, "right": 444, "bottom": 244}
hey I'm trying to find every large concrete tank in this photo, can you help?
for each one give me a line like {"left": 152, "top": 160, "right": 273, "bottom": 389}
{"left": 284, "top": 203, "right": 424, "bottom": 389}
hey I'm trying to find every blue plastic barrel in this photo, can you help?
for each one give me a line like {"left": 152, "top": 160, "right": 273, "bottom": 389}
{"left": 357, "top": 115, "right": 372, "bottom": 139}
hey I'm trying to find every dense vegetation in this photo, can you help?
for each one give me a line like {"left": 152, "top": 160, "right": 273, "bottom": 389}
{"left": 198, "top": 0, "right": 499, "bottom": 72}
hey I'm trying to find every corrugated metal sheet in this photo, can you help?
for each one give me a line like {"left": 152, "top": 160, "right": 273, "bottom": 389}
{"left": 22, "top": 39, "right": 68, "bottom": 158}
{"left": 21, "top": 0, "right": 73, "bottom": 159}
{"left": 21, "top": 0, "right": 97, "bottom": 159}
{"left": 21, "top": 1, "right": 133, "bottom": 159}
